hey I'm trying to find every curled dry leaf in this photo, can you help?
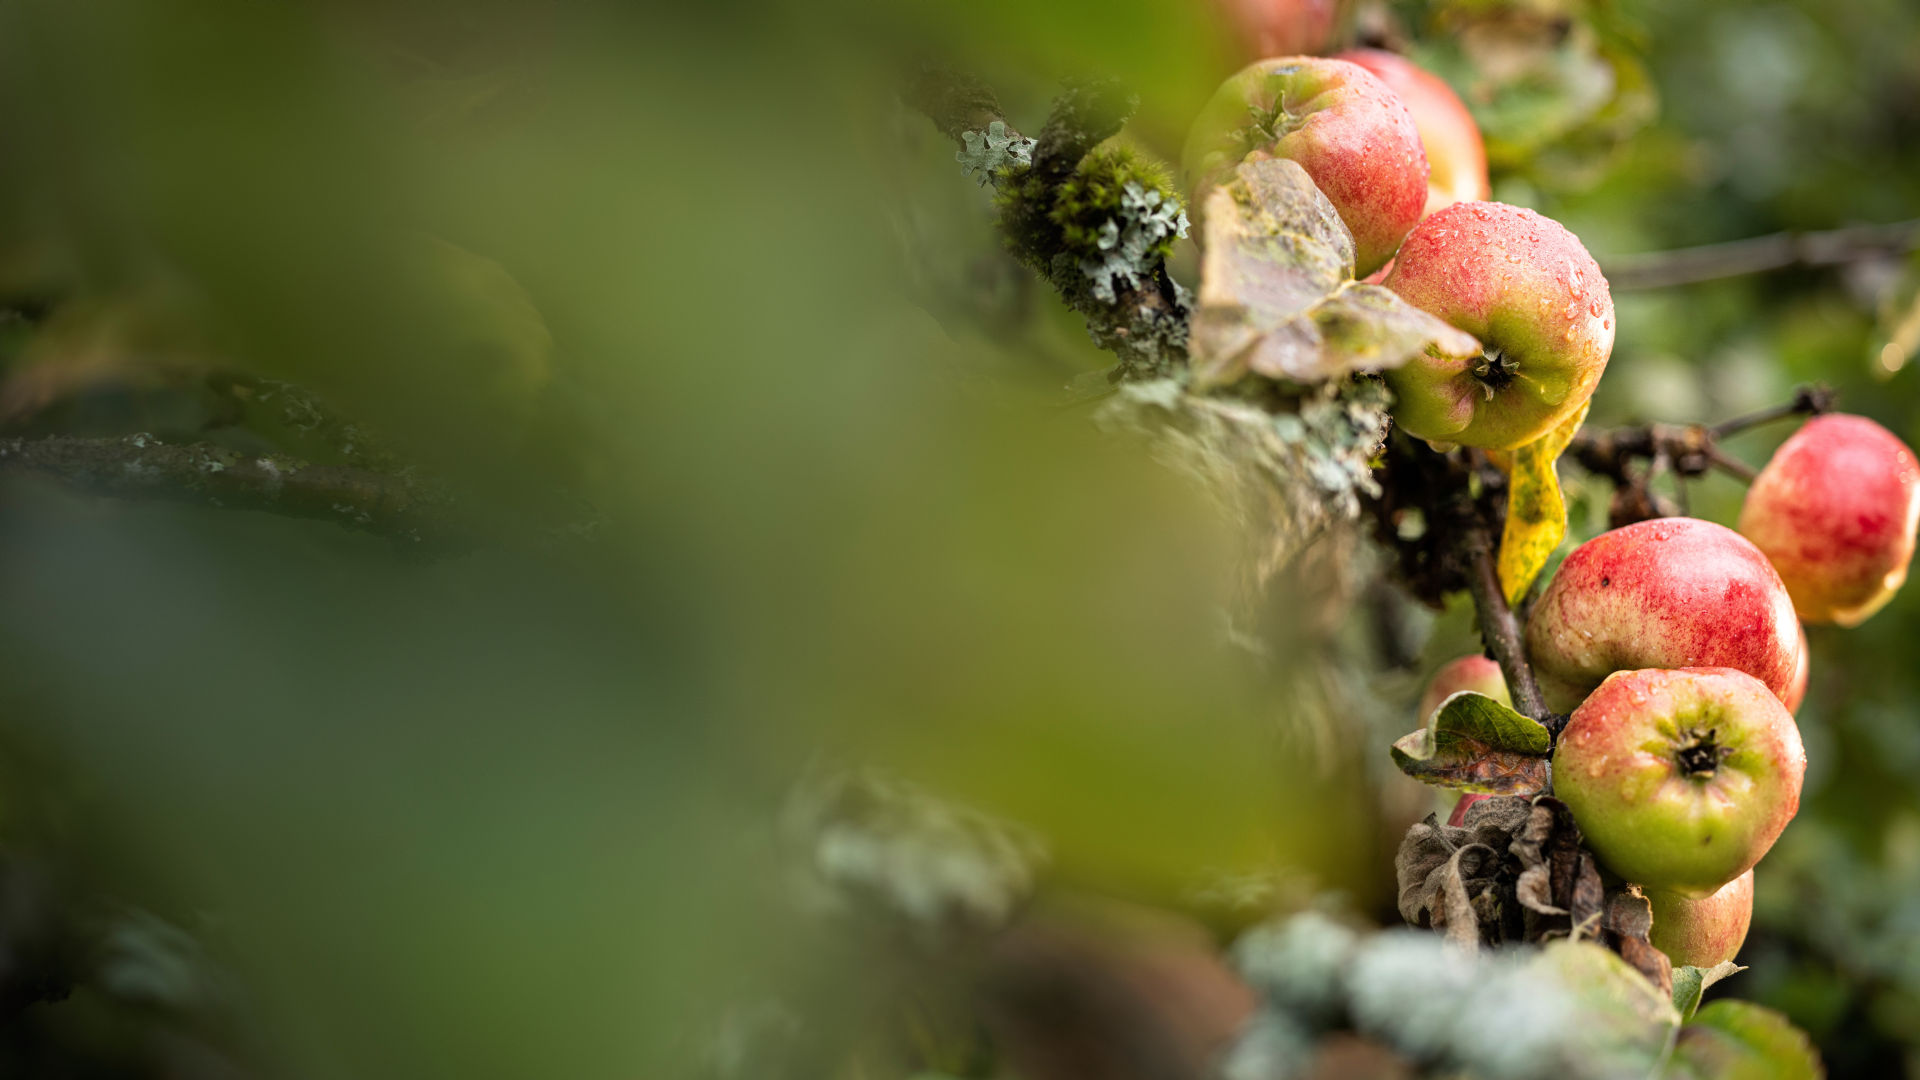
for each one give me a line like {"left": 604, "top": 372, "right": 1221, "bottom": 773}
{"left": 1189, "top": 158, "right": 1479, "bottom": 389}
{"left": 1394, "top": 794, "right": 1677, "bottom": 996}
{"left": 1394, "top": 795, "right": 1533, "bottom": 946}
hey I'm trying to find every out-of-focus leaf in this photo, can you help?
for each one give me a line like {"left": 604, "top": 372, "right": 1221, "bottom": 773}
{"left": 1666, "top": 1000, "right": 1823, "bottom": 1080}
{"left": 1499, "top": 400, "right": 1589, "bottom": 605}
{"left": 1671, "top": 961, "right": 1746, "bottom": 1022}
{"left": 1188, "top": 158, "right": 1478, "bottom": 388}
{"left": 1390, "top": 691, "right": 1550, "bottom": 793}
{"left": 1524, "top": 941, "right": 1677, "bottom": 1073}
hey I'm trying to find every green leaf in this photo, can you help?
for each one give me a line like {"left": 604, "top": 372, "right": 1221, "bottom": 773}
{"left": 1498, "top": 400, "right": 1588, "bottom": 606}
{"left": 1389, "top": 690, "right": 1551, "bottom": 793}
{"left": 1665, "top": 1001, "right": 1823, "bottom": 1080}
{"left": 1188, "top": 158, "right": 1479, "bottom": 389}
{"left": 1670, "top": 961, "right": 1745, "bottom": 1022}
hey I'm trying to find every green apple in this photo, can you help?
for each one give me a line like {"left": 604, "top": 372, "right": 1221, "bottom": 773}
{"left": 1553, "top": 667, "right": 1805, "bottom": 898}
{"left": 1381, "top": 202, "right": 1612, "bottom": 449}
{"left": 1648, "top": 871, "right": 1753, "bottom": 969}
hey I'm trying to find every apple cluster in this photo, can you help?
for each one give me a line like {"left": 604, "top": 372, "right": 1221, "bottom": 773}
{"left": 1184, "top": 45, "right": 1920, "bottom": 972}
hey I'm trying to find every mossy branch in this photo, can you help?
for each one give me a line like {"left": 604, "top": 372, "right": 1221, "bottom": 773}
{"left": 0, "top": 434, "right": 460, "bottom": 547}
{"left": 907, "top": 69, "right": 1191, "bottom": 379}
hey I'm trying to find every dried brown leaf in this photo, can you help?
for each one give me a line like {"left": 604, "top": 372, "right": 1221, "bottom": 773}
{"left": 1190, "top": 158, "right": 1479, "bottom": 389}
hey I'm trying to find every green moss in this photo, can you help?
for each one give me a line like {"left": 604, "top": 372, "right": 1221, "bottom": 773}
{"left": 1047, "top": 144, "right": 1182, "bottom": 263}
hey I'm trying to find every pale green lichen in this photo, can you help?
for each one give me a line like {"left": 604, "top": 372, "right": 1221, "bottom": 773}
{"left": 956, "top": 120, "right": 1035, "bottom": 186}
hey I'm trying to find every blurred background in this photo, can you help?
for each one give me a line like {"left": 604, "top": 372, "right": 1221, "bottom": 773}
{"left": 0, "top": 0, "right": 1914, "bottom": 1076}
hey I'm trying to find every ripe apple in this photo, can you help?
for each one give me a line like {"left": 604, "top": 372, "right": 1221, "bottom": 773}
{"left": 1526, "top": 517, "right": 1803, "bottom": 713}
{"left": 1380, "top": 202, "right": 1613, "bottom": 449}
{"left": 1418, "top": 656, "right": 1509, "bottom": 828}
{"left": 1783, "top": 627, "right": 1809, "bottom": 714}
{"left": 1648, "top": 871, "right": 1753, "bottom": 969}
{"left": 1213, "top": 0, "right": 1341, "bottom": 62}
{"left": 1737, "top": 413, "right": 1920, "bottom": 627}
{"left": 1182, "top": 57, "right": 1429, "bottom": 277}
{"left": 1333, "top": 49, "right": 1490, "bottom": 217}
{"left": 1554, "top": 668, "right": 1805, "bottom": 898}
{"left": 1416, "top": 654, "right": 1510, "bottom": 721}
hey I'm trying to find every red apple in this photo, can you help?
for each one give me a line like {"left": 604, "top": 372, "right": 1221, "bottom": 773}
{"left": 1648, "top": 871, "right": 1753, "bottom": 969}
{"left": 1416, "top": 654, "right": 1510, "bottom": 722}
{"left": 1526, "top": 517, "right": 1803, "bottom": 713}
{"left": 1334, "top": 49, "right": 1490, "bottom": 217}
{"left": 1182, "top": 57, "right": 1429, "bottom": 277}
{"left": 1381, "top": 202, "right": 1613, "bottom": 449}
{"left": 1418, "top": 656, "right": 1509, "bottom": 829}
{"left": 1783, "top": 627, "right": 1809, "bottom": 714}
{"left": 1213, "top": 0, "right": 1340, "bottom": 62}
{"left": 1554, "top": 668, "right": 1805, "bottom": 898}
{"left": 1738, "top": 414, "right": 1920, "bottom": 627}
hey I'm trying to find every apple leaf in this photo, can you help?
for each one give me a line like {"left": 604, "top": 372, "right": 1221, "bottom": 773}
{"left": 1667, "top": 1001, "right": 1823, "bottom": 1079}
{"left": 1189, "top": 157, "right": 1480, "bottom": 389}
{"left": 1498, "top": 400, "right": 1590, "bottom": 606}
{"left": 1390, "top": 690, "right": 1551, "bottom": 794}
{"left": 1670, "top": 961, "right": 1746, "bottom": 1022}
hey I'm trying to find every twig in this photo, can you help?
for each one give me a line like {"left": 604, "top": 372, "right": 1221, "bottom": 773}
{"left": 902, "top": 65, "right": 1014, "bottom": 147}
{"left": 0, "top": 434, "right": 459, "bottom": 547}
{"left": 1600, "top": 220, "right": 1920, "bottom": 290}
{"left": 1705, "top": 446, "right": 1758, "bottom": 483}
{"left": 1463, "top": 524, "right": 1551, "bottom": 725}
{"left": 1709, "top": 384, "right": 1835, "bottom": 439}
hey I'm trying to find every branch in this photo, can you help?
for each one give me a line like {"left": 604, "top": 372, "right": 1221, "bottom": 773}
{"left": 902, "top": 65, "right": 1012, "bottom": 146}
{"left": 907, "top": 69, "right": 1190, "bottom": 379}
{"left": 1463, "top": 523, "right": 1552, "bottom": 726}
{"left": 0, "top": 434, "right": 460, "bottom": 546}
{"left": 1600, "top": 220, "right": 1920, "bottom": 290}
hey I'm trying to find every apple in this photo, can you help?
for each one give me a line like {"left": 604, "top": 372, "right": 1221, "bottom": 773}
{"left": 1418, "top": 656, "right": 1509, "bottom": 828}
{"left": 1446, "top": 792, "right": 1488, "bottom": 827}
{"left": 1334, "top": 49, "right": 1490, "bottom": 218}
{"left": 1526, "top": 517, "right": 1803, "bottom": 713}
{"left": 1417, "top": 654, "right": 1510, "bottom": 722}
{"left": 1380, "top": 202, "right": 1613, "bottom": 449}
{"left": 1783, "top": 627, "right": 1809, "bottom": 714}
{"left": 1182, "top": 57, "right": 1429, "bottom": 277}
{"left": 1554, "top": 667, "right": 1805, "bottom": 898}
{"left": 1213, "top": 0, "right": 1341, "bottom": 62}
{"left": 1648, "top": 871, "right": 1753, "bottom": 969}
{"left": 1737, "top": 413, "right": 1920, "bottom": 627}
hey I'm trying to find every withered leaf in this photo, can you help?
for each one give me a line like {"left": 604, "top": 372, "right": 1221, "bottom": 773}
{"left": 1190, "top": 158, "right": 1480, "bottom": 389}
{"left": 1498, "top": 401, "right": 1589, "bottom": 605}
{"left": 1394, "top": 799, "right": 1535, "bottom": 948}
{"left": 1390, "top": 691, "right": 1551, "bottom": 794}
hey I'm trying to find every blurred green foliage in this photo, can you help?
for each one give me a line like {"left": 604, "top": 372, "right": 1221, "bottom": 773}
{"left": 0, "top": 0, "right": 1916, "bottom": 1075}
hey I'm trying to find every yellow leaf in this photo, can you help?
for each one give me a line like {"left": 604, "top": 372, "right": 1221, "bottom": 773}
{"left": 1499, "top": 402, "right": 1589, "bottom": 605}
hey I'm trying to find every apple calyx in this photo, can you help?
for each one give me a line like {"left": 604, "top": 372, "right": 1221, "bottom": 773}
{"left": 1674, "top": 728, "right": 1733, "bottom": 778}
{"left": 1473, "top": 346, "right": 1519, "bottom": 399}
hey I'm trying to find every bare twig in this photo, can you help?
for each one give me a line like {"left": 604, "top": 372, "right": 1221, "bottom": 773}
{"left": 0, "top": 434, "right": 459, "bottom": 546}
{"left": 1463, "top": 523, "right": 1552, "bottom": 726}
{"left": 1709, "top": 384, "right": 1835, "bottom": 439}
{"left": 1601, "top": 220, "right": 1920, "bottom": 290}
